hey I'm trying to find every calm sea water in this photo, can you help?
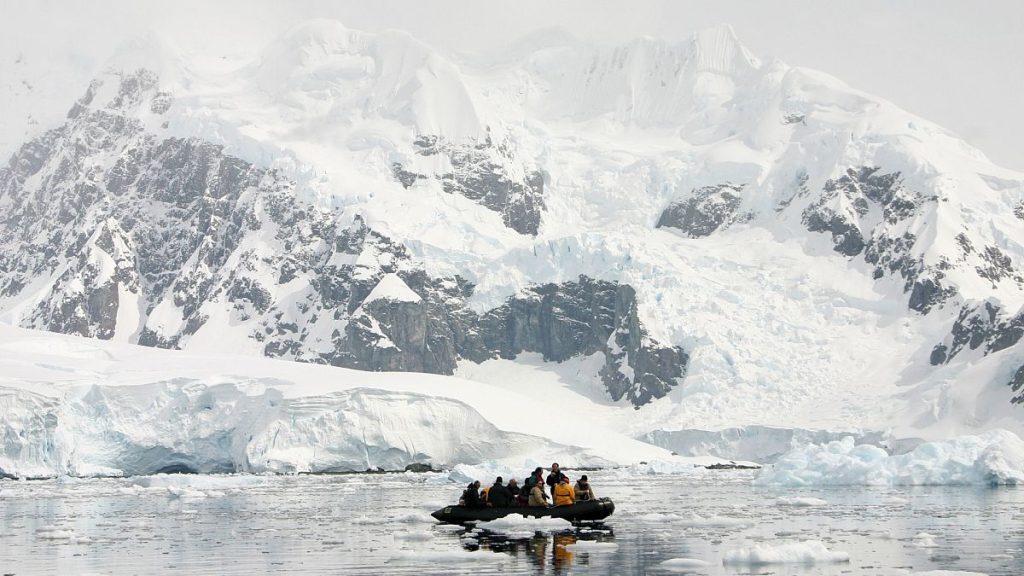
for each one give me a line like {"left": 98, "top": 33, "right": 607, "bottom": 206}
{"left": 2, "top": 468, "right": 1022, "bottom": 575}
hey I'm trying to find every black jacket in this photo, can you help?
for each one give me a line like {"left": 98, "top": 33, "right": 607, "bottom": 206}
{"left": 546, "top": 470, "right": 567, "bottom": 490}
{"left": 463, "top": 486, "right": 483, "bottom": 508}
{"left": 488, "top": 483, "right": 513, "bottom": 507}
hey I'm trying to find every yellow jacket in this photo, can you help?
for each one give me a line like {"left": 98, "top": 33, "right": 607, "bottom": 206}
{"left": 528, "top": 484, "right": 546, "bottom": 506}
{"left": 553, "top": 482, "right": 575, "bottom": 506}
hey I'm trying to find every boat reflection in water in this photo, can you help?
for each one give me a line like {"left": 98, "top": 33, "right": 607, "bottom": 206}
{"left": 456, "top": 524, "right": 616, "bottom": 574}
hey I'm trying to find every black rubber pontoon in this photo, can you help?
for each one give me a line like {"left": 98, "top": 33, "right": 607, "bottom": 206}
{"left": 430, "top": 497, "right": 615, "bottom": 524}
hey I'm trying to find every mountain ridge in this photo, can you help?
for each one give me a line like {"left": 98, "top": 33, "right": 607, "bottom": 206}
{"left": 1, "top": 21, "right": 1022, "bottom": 440}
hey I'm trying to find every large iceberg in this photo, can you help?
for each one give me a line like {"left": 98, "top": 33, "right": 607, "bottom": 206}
{"left": 0, "top": 383, "right": 572, "bottom": 478}
{"left": 754, "top": 430, "right": 1024, "bottom": 486}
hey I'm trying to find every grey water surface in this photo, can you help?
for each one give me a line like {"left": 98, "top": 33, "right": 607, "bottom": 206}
{"left": 1, "top": 469, "right": 1022, "bottom": 575}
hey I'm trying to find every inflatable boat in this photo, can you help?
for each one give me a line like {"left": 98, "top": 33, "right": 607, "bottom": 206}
{"left": 431, "top": 497, "right": 615, "bottom": 524}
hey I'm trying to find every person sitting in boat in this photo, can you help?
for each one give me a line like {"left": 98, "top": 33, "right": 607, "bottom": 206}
{"left": 546, "top": 462, "right": 568, "bottom": 495}
{"left": 528, "top": 479, "right": 547, "bottom": 506}
{"left": 507, "top": 478, "right": 521, "bottom": 505}
{"left": 522, "top": 467, "right": 547, "bottom": 505}
{"left": 515, "top": 477, "right": 532, "bottom": 506}
{"left": 461, "top": 480, "right": 484, "bottom": 508}
{"left": 574, "top": 475, "right": 595, "bottom": 501}
{"left": 553, "top": 476, "right": 576, "bottom": 506}
{"left": 487, "top": 476, "right": 513, "bottom": 507}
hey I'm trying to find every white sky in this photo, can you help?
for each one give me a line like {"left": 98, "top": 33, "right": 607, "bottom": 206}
{"left": 2, "top": 0, "right": 1022, "bottom": 170}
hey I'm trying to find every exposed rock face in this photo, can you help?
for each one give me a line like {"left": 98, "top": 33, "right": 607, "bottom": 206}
{"left": 0, "top": 71, "right": 682, "bottom": 406}
{"left": 1011, "top": 365, "right": 1024, "bottom": 404}
{"left": 802, "top": 167, "right": 925, "bottom": 256}
{"left": 391, "top": 134, "right": 545, "bottom": 235}
{"left": 657, "top": 183, "right": 748, "bottom": 238}
{"left": 473, "top": 277, "right": 687, "bottom": 404}
{"left": 801, "top": 166, "right": 998, "bottom": 313}
{"left": 930, "top": 301, "right": 1024, "bottom": 365}
{"left": 1, "top": 69, "right": 288, "bottom": 345}
{"left": 27, "top": 220, "right": 139, "bottom": 339}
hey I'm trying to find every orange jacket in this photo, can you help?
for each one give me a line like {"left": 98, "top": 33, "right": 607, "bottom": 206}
{"left": 553, "top": 482, "right": 575, "bottom": 506}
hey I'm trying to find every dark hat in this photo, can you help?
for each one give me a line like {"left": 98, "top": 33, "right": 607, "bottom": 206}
{"left": 495, "top": 476, "right": 503, "bottom": 483}
{"left": 580, "top": 475, "right": 588, "bottom": 481}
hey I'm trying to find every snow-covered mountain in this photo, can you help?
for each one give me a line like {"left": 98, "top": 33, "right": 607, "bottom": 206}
{"left": 1, "top": 20, "right": 1023, "bottom": 469}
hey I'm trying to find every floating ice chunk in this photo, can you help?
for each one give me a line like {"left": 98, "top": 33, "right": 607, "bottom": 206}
{"left": 908, "top": 572, "right": 988, "bottom": 576}
{"left": 638, "top": 512, "right": 747, "bottom": 527}
{"left": 637, "top": 512, "right": 684, "bottom": 523}
{"left": 562, "top": 540, "right": 618, "bottom": 552}
{"left": 167, "top": 487, "right": 212, "bottom": 499}
{"left": 678, "top": 513, "right": 749, "bottom": 527}
{"left": 913, "top": 532, "right": 940, "bottom": 548}
{"left": 659, "top": 558, "right": 712, "bottom": 569}
{"left": 723, "top": 540, "right": 850, "bottom": 565}
{"left": 36, "top": 526, "right": 77, "bottom": 540}
{"left": 389, "top": 512, "right": 435, "bottom": 524}
{"left": 775, "top": 496, "right": 828, "bottom": 507}
{"left": 476, "top": 516, "right": 572, "bottom": 535}
{"left": 755, "top": 431, "right": 1024, "bottom": 486}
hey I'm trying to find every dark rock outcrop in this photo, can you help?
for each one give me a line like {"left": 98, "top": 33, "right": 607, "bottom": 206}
{"left": 800, "top": 166, "right": 968, "bottom": 313}
{"left": 1011, "top": 365, "right": 1024, "bottom": 404}
{"left": 473, "top": 276, "right": 687, "bottom": 404}
{"left": 657, "top": 183, "right": 748, "bottom": 238}
{"left": 803, "top": 167, "right": 921, "bottom": 257}
{"left": 391, "top": 134, "right": 545, "bottom": 235}
{"left": 930, "top": 301, "right": 1024, "bottom": 365}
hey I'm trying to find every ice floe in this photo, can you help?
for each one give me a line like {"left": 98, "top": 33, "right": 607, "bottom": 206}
{"left": 722, "top": 540, "right": 850, "bottom": 565}
{"left": 755, "top": 430, "right": 1024, "bottom": 486}
{"left": 775, "top": 496, "right": 828, "bottom": 507}
{"left": 475, "top": 516, "right": 572, "bottom": 535}
{"left": 659, "top": 557, "right": 712, "bottom": 569}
